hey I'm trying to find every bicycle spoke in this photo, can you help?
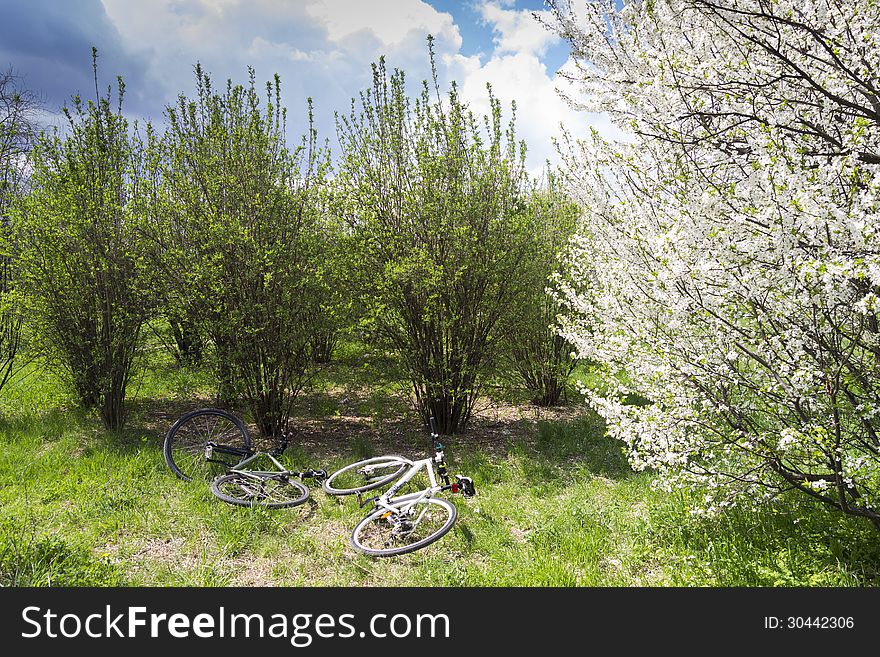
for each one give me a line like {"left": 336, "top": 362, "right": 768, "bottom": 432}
{"left": 164, "top": 409, "right": 250, "bottom": 481}
{"left": 211, "top": 472, "right": 309, "bottom": 508}
{"left": 323, "top": 456, "right": 411, "bottom": 495}
{"left": 261, "top": 478, "right": 298, "bottom": 504}
{"left": 353, "top": 498, "right": 455, "bottom": 555}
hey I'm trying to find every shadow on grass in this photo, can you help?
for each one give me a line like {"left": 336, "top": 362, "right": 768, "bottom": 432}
{"left": 511, "top": 412, "right": 632, "bottom": 491}
{"left": 644, "top": 489, "right": 880, "bottom": 586}
{"left": 534, "top": 413, "right": 630, "bottom": 476}
{"left": 451, "top": 410, "right": 633, "bottom": 500}
{"left": 0, "top": 407, "right": 98, "bottom": 446}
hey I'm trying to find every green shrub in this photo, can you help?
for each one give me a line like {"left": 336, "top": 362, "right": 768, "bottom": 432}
{"left": 152, "top": 66, "right": 330, "bottom": 437}
{"left": 336, "top": 39, "right": 535, "bottom": 433}
{"left": 13, "top": 53, "right": 156, "bottom": 429}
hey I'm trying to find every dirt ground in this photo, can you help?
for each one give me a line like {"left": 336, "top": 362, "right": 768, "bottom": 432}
{"left": 144, "top": 384, "right": 590, "bottom": 460}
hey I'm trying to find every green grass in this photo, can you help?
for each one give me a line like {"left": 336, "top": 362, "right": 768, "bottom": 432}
{"left": 1, "top": 347, "right": 879, "bottom": 586}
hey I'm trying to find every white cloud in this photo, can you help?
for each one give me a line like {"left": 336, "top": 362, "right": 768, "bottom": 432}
{"left": 99, "top": 0, "right": 463, "bottom": 107}
{"left": 94, "top": 0, "right": 623, "bottom": 174}
{"left": 455, "top": 5, "right": 626, "bottom": 176}
{"left": 247, "top": 37, "right": 332, "bottom": 64}
{"left": 458, "top": 52, "right": 610, "bottom": 176}
{"left": 478, "top": 1, "right": 559, "bottom": 56}
{"left": 305, "top": 0, "right": 461, "bottom": 51}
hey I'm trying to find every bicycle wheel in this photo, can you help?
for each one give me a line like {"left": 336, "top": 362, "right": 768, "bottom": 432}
{"left": 322, "top": 455, "right": 412, "bottom": 496}
{"left": 211, "top": 472, "right": 310, "bottom": 508}
{"left": 164, "top": 408, "right": 252, "bottom": 481}
{"left": 351, "top": 497, "right": 457, "bottom": 557}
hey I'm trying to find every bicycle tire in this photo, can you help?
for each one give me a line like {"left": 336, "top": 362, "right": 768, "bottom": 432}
{"left": 164, "top": 408, "right": 252, "bottom": 481}
{"left": 351, "top": 497, "right": 457, "bottom": 557}
{"left": 211, "top": 472, "right": 310, "bottom": 508}
{"left": 322, "top": 455, "right": 413, "bottom": 496}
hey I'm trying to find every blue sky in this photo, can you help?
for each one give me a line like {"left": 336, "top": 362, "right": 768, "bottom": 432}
{"left": 0, "top": 0, "right": 618, "bottom": 172}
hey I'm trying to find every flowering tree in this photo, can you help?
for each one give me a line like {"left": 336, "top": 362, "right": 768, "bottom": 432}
{"left": 548, "top": 0, "right": 880, "bottom": 528}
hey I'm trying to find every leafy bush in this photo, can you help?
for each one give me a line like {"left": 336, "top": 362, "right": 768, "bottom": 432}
{"left": 336, "top": 40, "right": 535, "bottom": 433}
{"left": 152, "top": 66, "right": 329, "bottom": 437}
{"left": 14, "top": 55, "right": 156, "bottom": 429}
{"left": 504, "top": 177, "right": 580, "bottom": 406}
{"left": 0, "top": 69, "right": 40, "bottom": 395}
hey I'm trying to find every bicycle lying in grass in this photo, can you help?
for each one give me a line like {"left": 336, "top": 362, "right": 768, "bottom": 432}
{"left": 163, "top": 408, "right": 326, "bottom": 508}
{"left": 323, "top": 418, "right": 475, "bottom": 557}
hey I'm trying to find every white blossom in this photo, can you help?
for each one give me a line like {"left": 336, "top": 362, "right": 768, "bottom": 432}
{"left": 549, "top": 0, "right": 880, "bottom": 528}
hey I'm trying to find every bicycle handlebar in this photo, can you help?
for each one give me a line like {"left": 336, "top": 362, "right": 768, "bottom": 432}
{"left": 268, "top": 441, "right": 289, "bottom": 457}
{"left": 301, "top": 468, "right": 326, "bottom": 481}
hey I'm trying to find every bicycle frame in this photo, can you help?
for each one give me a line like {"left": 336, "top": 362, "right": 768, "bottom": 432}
{"left": 369, "top": 454, "right": 449, "bottom": 516}
{"left": 228, "top": 450, "right": 289, "bottom": 480}
{"left": 340, "top": 420, "right": 475, "bottom": 556}
{"left": 206, "top": 440, "right": 326, "bottom": 485}
{"left": 204, "top": 441, "right": 252, "bottom": 468}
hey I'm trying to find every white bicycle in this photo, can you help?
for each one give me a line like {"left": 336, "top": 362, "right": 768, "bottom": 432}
{"left": 323, "top": 418, "right": 475, "bottom": 557}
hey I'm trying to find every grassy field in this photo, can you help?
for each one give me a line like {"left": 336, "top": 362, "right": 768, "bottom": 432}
{"left": 2, "top": 342, "right": 879, "bottom": 587}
